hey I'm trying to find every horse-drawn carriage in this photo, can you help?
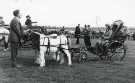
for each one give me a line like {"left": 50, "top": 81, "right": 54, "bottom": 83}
{"left": 20, "top": 20, "right": 128, "bottom": 67}
{"left": 69, "top": 20, "right": 127, "bottom": 62}
{"left": 87, "top": 20, "right": 127, "bottom": 61}
{"left": 22, "top": 26, "right": 73, "bottom": 67}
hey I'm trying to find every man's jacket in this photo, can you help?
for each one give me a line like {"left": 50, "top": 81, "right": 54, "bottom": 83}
{"left": 75, "top": 26, "right": 80, "bottom": 38}
{"left": 9, "top": 17, "right": 23, "bottom": 43}
{"left": 25, "top": 19, "right": 32, "bottom": 26}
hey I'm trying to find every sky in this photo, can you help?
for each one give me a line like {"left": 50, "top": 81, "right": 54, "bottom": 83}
{"left": 0, "top": 0, "right": 135, "bottom": 27}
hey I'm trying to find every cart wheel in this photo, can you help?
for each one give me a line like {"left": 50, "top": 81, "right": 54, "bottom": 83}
{"left": 107, "top": 44, "right": 127, "bottom": 61}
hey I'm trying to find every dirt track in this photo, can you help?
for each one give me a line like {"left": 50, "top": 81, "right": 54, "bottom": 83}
{"left": 0, "top": 40, "right": 135, "bottom": 83}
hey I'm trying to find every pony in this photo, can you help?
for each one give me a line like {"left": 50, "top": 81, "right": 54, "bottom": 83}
{"left": 27, "top": 30, "right": 72, "bottom": 67}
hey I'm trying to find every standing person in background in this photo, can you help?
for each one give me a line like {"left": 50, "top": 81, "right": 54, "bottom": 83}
{"left": 75, "top": 24, "right": 81, "bottom": 44}
{"left": 87, "top": 25, "right": 92, "bottom": 39}
{"left": 83, "top": 25, "right": 91, "bottom": 50}
{"left": 62, "top": 26, "right": 65, "bottom": 31}
{"left": 9, "top": 9, "right": 24, "bottom": 68}
{"left": 60, "top": 26, "right": 65, "bottom": 33}
{"left": 87, "top": 25, "right": 91, "bottom": 31}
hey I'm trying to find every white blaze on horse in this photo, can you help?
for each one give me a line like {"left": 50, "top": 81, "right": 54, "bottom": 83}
{"left": 29, "top": 31, "right": 72, "bottom": 67}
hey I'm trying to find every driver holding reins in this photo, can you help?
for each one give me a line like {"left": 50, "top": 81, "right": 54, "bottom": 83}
{"left": 25, "top": 15, "right": 38, "bottom": 29}
{"left": 25, "top": 15, "right": 32, "bottom": 29}
{"left": 96, "top": 24, "right": 112, "bottom": 47}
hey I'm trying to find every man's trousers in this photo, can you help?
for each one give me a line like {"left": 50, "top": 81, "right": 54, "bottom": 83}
{"left": 10, "top": 42, "right": 19, "bottom": 63}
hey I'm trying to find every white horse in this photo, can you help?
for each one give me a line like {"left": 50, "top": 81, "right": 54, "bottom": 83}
{"left": 32, "top": 31, "right": 72, "bottom": 67}
{"left": 0, "top": 27, "right": 9, "bottom": 51}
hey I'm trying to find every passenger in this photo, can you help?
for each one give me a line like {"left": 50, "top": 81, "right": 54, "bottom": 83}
{"left": 97, "top": 24, "right": 112, "bottom": 45}
{"left": 103, "top": 24, "right": 112, "bottom": 40}
{"left": 94, "top": 24, "right": 112, "bottom": 54}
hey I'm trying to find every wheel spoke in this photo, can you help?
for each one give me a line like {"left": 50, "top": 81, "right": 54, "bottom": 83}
{"left": 107, "top": 45, "right": 126, "bottom": 61}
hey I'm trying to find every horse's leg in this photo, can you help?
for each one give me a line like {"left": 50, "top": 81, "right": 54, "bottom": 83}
{"left": 40, "top": 46, "right": 46, "bottom": 67}
{"left": 59, "top": 54, "right": 65, "bottom": 64}
{"left": 56, "top": 51, "right": 60, "bottom": 62}
{"left": 5, "top": 35, "right": 8, "bottom": 49}
{"left": 35, "top": 46, "right": 46, "bottom": 67}
{"left": 40, "top": 51, "right": 45, "bottom": 67}
{"left": 62, "top": 47, "right": 72, "bottom": 66}
{"left": 57, "top": 51, "right": 65, "bottom": 64}
{"left": 3, "top": 36, "right": 8, "bottom": 51}
{"left": 34, "top": 49, "right": 39, "bottom": 63}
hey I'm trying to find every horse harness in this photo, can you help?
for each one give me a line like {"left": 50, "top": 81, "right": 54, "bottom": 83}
{"left": 40, "top": 36, "right": 69, "bottom": 56}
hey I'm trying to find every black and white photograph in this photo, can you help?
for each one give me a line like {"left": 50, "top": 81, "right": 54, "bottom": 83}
{"left": 0, "top": 0, "right": 134, "bottom": 83}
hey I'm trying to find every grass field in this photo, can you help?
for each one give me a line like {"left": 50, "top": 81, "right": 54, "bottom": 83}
{"left": 0, "top": 39, "right": 134, "bottom": 83}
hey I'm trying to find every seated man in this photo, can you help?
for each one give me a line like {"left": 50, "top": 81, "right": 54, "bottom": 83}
{"left": 93, "top": 20, "right": 126, "bottom": 55}
{"left": 97, "top": 24, "right": 112, "bottom": 46}
{"left": 25, "top": 15, "right": 32, "bottom": 29}
{"left": 25, "top": 15, "right": 38, "bottom": 29}
{"left": 93, "top": 24, "right": 112, "bottom": 54}
{"left": 98, "top": 20, "right": 125, "bottom": 45}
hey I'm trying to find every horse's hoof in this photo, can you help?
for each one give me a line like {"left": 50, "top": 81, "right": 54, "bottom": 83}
{"left": 69, "top": 64, "right": 74, "bottom": 68}
{"left": 34, "top": 60, "right": 40, "bottom": 65}
{"left": 38, "top": 66, "right": 44, "bottom": 70}
{"left": 40, "top": 64, "right": 45, "bottom": 67}
{"left": 40, "top": 66, "right": 45, "bottom": 68}
{"left": 3, "top": 49, "right": 8, "bottom": 52}
{"left": 59, "top": 60, "right": 64, "bottom": 64}
{"left": 34, "top": 62, "right": 40, "bottom": 66}
{"left": 59, "top": 62, "right": 64, "bottom": 65}
{"left": 2, "top": 53, "right": 6, "bottom": 56}
{"left": 68, "top": 64, "right": 72, "bottom": 67}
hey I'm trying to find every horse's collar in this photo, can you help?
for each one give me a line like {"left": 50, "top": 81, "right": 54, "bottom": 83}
{"left": 50, "top": 36, "right": 57, "bottom": 39}
{"left": 48, "top": 34, "right": 58, "bottom": 39}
